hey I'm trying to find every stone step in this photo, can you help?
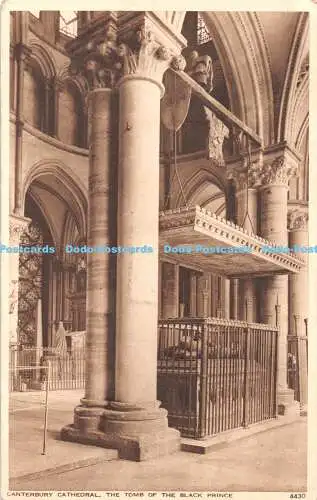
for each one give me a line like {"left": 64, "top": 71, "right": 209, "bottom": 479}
{"left": 10, "top": 440, "right": 118, "bottom": 484}
{"left": 181, "top": 414, "right": 303, "bottom": 454}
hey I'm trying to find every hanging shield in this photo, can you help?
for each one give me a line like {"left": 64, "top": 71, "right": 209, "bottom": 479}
{"left": 161, "top": 70, "right": 192, "bottom": 131}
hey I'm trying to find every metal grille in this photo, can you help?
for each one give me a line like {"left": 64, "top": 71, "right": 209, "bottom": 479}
{"left": 287, "top": 335, "right": 308, "bottom": 405}
{"left": 197, "top": 13, "right": 212, "bottom": 45}
{"left": 9, "top": 346, "right": 85, "bottom": 391}
{"left": 157, "top": 318, "right": 278, "bottom": 438}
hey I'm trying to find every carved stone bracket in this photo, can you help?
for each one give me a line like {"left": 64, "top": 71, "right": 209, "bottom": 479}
{"left": 14, "top": 42, "right": 32, "bottom": 65}
{"left": 186, "top": 51, "right": 213, "bottom": 92}
{"left": 204, "top": 108, "right": 229, "bottom": 166}
{"left": 9, "top": 214, "right": 30, "bottom": 245}
{"left": 228, "top": 159, "right": 262, "bottom": 191}
{"left": 288, "top": 210, "right": 308, "bottom": 231}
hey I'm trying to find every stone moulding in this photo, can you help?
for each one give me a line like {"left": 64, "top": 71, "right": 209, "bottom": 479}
{"left": 159, "top": 205, "right": 304, "bottom": 277}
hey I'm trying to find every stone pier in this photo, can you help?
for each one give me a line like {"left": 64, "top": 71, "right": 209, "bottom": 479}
{"left": 62, "top": 12, "right": 187, "bottom": 460}
{"left": 259, "top": 154, "right": 300, "bottom": 415}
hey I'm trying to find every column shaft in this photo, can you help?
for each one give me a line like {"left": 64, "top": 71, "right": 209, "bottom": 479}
{"left": 161, "top": 262, "right": 179, "bottom": 318}
{"left": 289, "top": 228, "right": 308, "bottom": 335}
{"left": 230, "top": 279, "right": 239, "bottom": 320}
{"left": 115, "top": 77, "right": 161, "bottom": 406}
{"left": 236, "top": 188, "right": 257, "bottom": 322}
{"left": 84, "top": 89, "right": 116, "bottom": 405}
{"left": 260, "top": 183, "right": 294, "bottom": 406}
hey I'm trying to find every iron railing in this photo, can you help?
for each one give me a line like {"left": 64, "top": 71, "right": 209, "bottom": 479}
{"left": 9, "top": 346, "right": 85, "bottom": 391}
{"left": 287, "top": 335, "right": 308, "bottom": 406}
{"left": 157, "top": 318, "right": 279, "bottom": 438}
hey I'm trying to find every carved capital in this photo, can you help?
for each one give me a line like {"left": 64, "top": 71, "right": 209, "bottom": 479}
{"left": 288, "top": 210, "right": 308, "bottom": 231}
{"left": 259, "top": 156, "right": 298, "bottom": 187}
{"left": 116, "top": 29, "right": 184, "bottom": 90}
{"left": 228, "top": 157, "right": 263, "bottom": 192}
{"left": 14, "top": 42, "right": 32, "bottom": 64}
{"left": 187, "top": 51, "right": 213, "bottom": 92}
{"left": 9, "top": 215, "right": 30, "bottom": 245}
{"left": 204, "top": 108, "right": 229, "bottom": 166}
{"left": 67, "top": 13, "right": 186, "bottom": 92}
{"left": 69, "top": 25, "right": 119, "bottom": 91}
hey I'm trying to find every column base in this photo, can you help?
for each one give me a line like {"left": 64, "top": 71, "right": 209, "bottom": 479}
{"left": 61, "top": 403, "right": 181, "bottom": 461}
{"left": 277, "top": 388, "right": 300, "bottom": 417}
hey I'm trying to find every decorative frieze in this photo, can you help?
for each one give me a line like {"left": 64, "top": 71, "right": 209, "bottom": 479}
{"left": 288, "top": 210, "right": 308, "bottom": 231}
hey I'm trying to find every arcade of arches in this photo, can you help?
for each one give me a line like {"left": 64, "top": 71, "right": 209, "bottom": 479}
{"left": 8, "top": 10, "right": 308, "bottom": 460}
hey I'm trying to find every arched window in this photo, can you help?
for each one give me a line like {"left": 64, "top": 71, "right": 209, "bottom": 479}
{"left": 59, "top": 11, "right": 78, "bottom": 38}
{"left": 23, "top": 63, "right": 44, "bottom": 130}
{"left": 58, "top": 82, "right": 83, "bottom": 146}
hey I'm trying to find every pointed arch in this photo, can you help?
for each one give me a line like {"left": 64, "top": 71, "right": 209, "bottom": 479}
{"left": 278, "top": 12, "right": 309, "bottom": 145}
{"left": 27, "top": 40, "right": 57, "bottom": 79}
{"left": 22, "top": 159, "right": 87, "bottom": 239}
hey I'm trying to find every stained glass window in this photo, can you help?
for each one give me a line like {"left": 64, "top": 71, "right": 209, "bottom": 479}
{"left": 59, "top": 11, "right": 78, "bottom": 38}
{"left": 197, "top": 13, "right": 212, "bottom": 45}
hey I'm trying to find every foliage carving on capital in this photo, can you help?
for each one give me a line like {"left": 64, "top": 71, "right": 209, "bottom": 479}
{"left": 228, "top": 160, "right": 262, "bottom": 191}
{"left": 116, "top": 28, "right": 184, "bottom": 84}
{"left": 70, "top": 28, "right": 119, "bottom": 91}
{"left": 259, "top": 156, "right": 298, "bottom": 186}
{"left": 288, "top": 210, "right": 308, "bottom": 231}
{"left": 9, "top": 217, "right": 29, "bottom": 245}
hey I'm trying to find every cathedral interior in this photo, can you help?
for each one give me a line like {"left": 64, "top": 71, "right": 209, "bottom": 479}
{"left": 8, "top": 11, "right": 309, "bottom": 460}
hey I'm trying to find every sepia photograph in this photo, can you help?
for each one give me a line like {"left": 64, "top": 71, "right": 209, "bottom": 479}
{"left": 0, "top": 4, "right": 315, "bottom": 498}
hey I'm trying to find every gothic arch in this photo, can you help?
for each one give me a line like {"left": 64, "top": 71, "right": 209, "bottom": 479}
{"left": 172, "top": 11, "right": 274, "bottom": 145}
{"left": 175, "top": 168, "right": 226, "bottom": 211}
{"left": 27, "top": 40, "right": 57, "bottom": 79}
{"left": 200, "top": 12, "right": 274, "bottom": 145}
{"left": 22, "top": 160, "right": 87, "bottom": 239}
{"left": 277, "top": 12, "right": 309, "bottom": 145}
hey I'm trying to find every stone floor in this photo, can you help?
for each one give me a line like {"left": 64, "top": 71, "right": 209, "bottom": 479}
{"left": 7, "top": 390, "right": 308, "bottom": 493}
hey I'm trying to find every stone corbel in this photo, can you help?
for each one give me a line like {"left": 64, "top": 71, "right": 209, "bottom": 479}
{"left": 288, "top": 209, "right": 308, "bottom": 231}
{"left": 186, "top": 51, "right": 213, "bottom": 92}
{"left": 9, "top": 214, "right": 30, "bottom": 246}
{"left": 203, "top": 108, "right": 229, "bottom": 166}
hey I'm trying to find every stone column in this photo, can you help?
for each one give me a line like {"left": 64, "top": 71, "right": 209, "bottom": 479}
{"left": 288, "top": 209, "right": 308, "bottom": 413}
{"left": 161, "top": 262, "right": 179, "bottom": 318}
{"left": 224, "top": 279, "right": 230, "bottom": 319}
{"left": 62, "top": 16, "right": 186, "bottom": 460}
{"left": 230, "top": 279, "right": 238, "bottom": 319}
{"left": 231, "top": 165, "right": 258, "bottom": 322}
{"left": 13, "top": 38, "right": 31, "bottom": 215}
{"left": 288, "top": 210, "right": 308, "bottom": 335}
{"left": 259, "top": 155, "right": 299, "bottom": 415}
{"left": 62, "top": 89, "right": 117, "bottom": 436}
{"left": 103, "top": 32, "right": 185, "bottom": 460}
{"left": 190, "top": 273, "right": 197, "bottom": 317}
